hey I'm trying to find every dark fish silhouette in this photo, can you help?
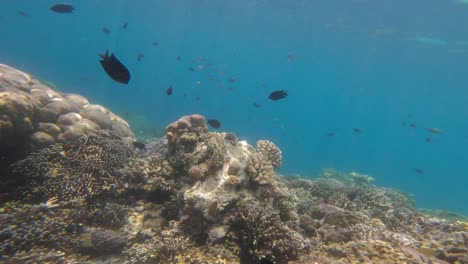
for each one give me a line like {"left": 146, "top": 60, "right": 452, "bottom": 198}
{"left": 409, "top": 123, "right": 416, "bottom": 128}
{"left": 425, "top": 137, "right": 431, "bottom": 143}
{"left": 166, "top": 86, "right": 173, "bottom": 96}
{"left": 253, "top": 102, "right": 261, "bottom": 108}
{"left": 50, "top": 4, "right": 75, "bottom": 13}
{"left": 327, "top": 132, "right": 335, "bottom": 137}
{"left": 228, "top": 77, "right": 236, "bottom": 83}
{"left": 188, "top": 67, "right": 195, "bottom": 72}
{"left": 18, "top": 11, "right": 29, "bottom": 17}
{"left": 152, "top": 41, "right": 159, "bottom": 46}
{"left": 353, "top": 128, "right": 362, "bottom": 133}
{"left": 123, "top": 22, "right": 128, "bottom": 29}
{"left": 412, "top": 168, "right": 423, "bottom": 174}
{"left": 269, "top": 90, "right": 288, "bottom": 101}
{"left": 401, "top": 121, "right": 407, "bottom": 127}
{"left": 132, "top": 141, "right": 146, "bottom": 150}
{"left": 99, "top": 50, "right": 130, "bottom": 84}
{"left": 137, "top": 53, "right": 144, "bottom": 62}
{"left": 207, "top": 119, "right": 221, "bottom": 129}
{"left": 102, "top": 27, "right": 111, "bottom": 35}
{"left": 176, "top": 56, "right": 181, "bottom": 61}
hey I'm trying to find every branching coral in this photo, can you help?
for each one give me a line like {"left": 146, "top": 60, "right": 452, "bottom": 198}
{"left": 256, "top": 140, "right": 282, "bottom": 170}
{"left": 228, "top": 200, "right": 307, "bottom": 264}
{"left": 11, "top": 130, "right": 134, "bottom": 202}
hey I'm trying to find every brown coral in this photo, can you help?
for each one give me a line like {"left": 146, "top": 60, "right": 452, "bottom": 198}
{"left": 188, "top": 163, "right": 209, "bottom": 180}
{"left": 245, "top": 152, "right": 277, "bottom": 185}
{"left": 165, "top": 114, "right": 208, "bottom": 152}
{"left": 256, "top": 140, "right": 282, "bottom": 169}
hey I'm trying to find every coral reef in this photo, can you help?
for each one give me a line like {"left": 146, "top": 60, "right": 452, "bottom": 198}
{"left": 10, "top": 129, "right": 134, "bottom": 202}
{"left": 0, "top": 64, "right": 134, "bottom": 165}
{"left": 2, "top": 109, "right": 467, "bottom": 264}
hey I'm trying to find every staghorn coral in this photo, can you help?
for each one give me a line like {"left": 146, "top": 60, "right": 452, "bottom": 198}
{"left": 228, "top": 200, "right": 308, "bottom": 264}
{"left": 122, "top": 220, "right": 193, "bottom": 264}
{"left": 245, "top": 152, "right": 277, "bottom": 185}
{"left": 11, "top": 130, "right": 134, "bottom": 202}
{"left": 0, "top": 200, "right": 89, "bottom": 260}
{"left": 256, "top": 140, "right": 282, "bottom": 170}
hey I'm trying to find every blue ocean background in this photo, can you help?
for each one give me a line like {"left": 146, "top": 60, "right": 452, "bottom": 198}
{"left": 1, "top": 0, "right": 467, "bottom": 215}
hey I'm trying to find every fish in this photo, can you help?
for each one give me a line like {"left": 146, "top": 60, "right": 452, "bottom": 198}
{"left": 401, "top": 121, "right": 407, "bottom": 126}
{"left": 176, "top": 56, "right": 181, "bottom": 61}
{"left": 152, "top": 41, "right": 159, "bottom": 46}
{"left": 269, "top": 90, "right": 288, "bottom": 101}
{"left": 132, "top": 141, "right": 146, "bottom": 150}
{"left": 166, "top": 86, "right": 173, "bottom": 96}
{"left": 137, "top": 53, "right": 144, "bottom": 62}
{"left": 207, "top": 119, "right": 221, "bottom": 129}
{"left": 412, "top": 168, "right": 423, "bottom": 174}
{"left": 288, "top": 54, "right": 295, "bottom": 62}
{"left": 99, "top": 50, "right": 131, "bottom": 84}
{"left": 123, "top": 22, "right": 128, "bottom": 29}
{"left": 18, "top": 11, "right": 30, "bottom": 17}
{"left": 409, "top": 123, "right": 416, "bottom": 128}
{"left": 425, "top": 127, "right": 443, "bottom": 134}
{"left": 188, "top": 67, "right": 195, "bottom": 72}
{"left": 425, "top": 137, "right": 431, "bottom": 143}
{"left": 102, "top": 27, "right": 111, "bottom": 35}
{"left": 228, "top": 77, "right": 236, "bottom": 83}
{"left": 253, "top": 102, "right": 261, "bottom": 108}
{"left": 353, "top": 128, "right": 362, "bottom": 133}
{"left": 327, "top": 132, "right": 335, "bottom": 137}
{"left": 50, "top": 4, "right": 75, "bottom": 13}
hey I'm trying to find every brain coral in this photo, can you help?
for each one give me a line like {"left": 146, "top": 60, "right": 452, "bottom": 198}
{"left": 256, "top": 140, "right": 282, "bottom": 170}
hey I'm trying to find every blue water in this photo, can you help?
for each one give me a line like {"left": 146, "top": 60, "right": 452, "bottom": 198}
{"left": 1, "top": 0, "right": 468, "bottom": 215}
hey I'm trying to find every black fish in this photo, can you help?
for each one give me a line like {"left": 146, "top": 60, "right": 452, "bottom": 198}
{"left": 123, "top": 22, "right": 128, "bottom": 29}
{"left": 327, "top": 132, "right": 335, "bottom": 137}
{"left": 176, "top": 56, "right": 181, "bottom": 61}
{"left": 207, "top": 119, "right": 221, "bottom": 129}
{"left": 132, "top": 141, "right": 146, "bottom": 150}
{"left": 99, "top": 50, "right": 130, "bottom": 84}
{"left": 353, "top": 128, "right": 362, "bottom": 133}
{"left": 409, "top": 123, "right": 416, "bottom": 128}
{"left": 253, "top": 102, "right": 261, "bottom": 108}
{"left": 18, "top": 11, "right": 30, "bottom": 17}
{"left": 137, "top": 53, "right": 144, "bottom": 62}
{"left": 50, "top": 4, "right": 75, "bottom": 13}
{"left": 152, "top": 41, "right": 159, "bottom": 46}
{"left": 228, "top": 77, "right": 236, "bottom": 83}
{"left": 188, "top": 67, "right": 195, "bottom": 72}
{"left": 425, "top": 137, "right": 431, "bottom": 143}
{"left": 269, "top": 90, "right": 288, "bottom": 101}
{"left": 166, "top": 86, "right": 173, "bottom": 96}
{"left": 412, "top": 168, "right": 423, "bottom": 174}
{"left": 102, "top": 27, "right": 111, "bottom": 35}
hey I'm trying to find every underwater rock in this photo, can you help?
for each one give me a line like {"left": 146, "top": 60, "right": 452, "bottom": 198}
{"left": 0, "top": 63, "right": 135, "bottom": 166}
